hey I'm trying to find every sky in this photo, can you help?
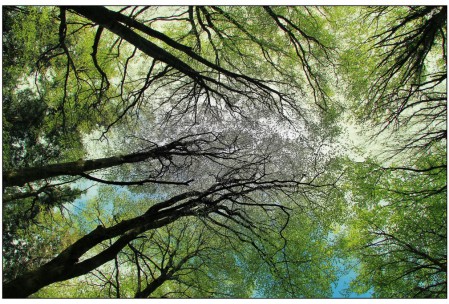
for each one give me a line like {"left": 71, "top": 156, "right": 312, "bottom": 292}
{"left": 332, "top": 266, "right": 373, "bottom": 298}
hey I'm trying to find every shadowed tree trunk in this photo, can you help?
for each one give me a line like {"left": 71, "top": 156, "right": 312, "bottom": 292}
{"left": 68, "top": 6, "right": 202, "bottom": 81}
{"left": 4, "top": 153, "right": 154, "bottom": 187}
{"left": 3, "top": 134, "right": 215, "bottom": 187}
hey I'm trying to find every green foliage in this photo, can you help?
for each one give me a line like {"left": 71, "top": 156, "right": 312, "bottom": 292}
{"left": 339, "top": 152, "right": 447, "bottom": 298}
{"left": 249, "top": 211, "right": 341, "bottom": 298}
{"left": 333, "top": 6, "right": 447, "bottom": 299}
{"left": 2, "top": 89, "right": 83, "bottom": 170}
{"left": 2, "top": 7, "right": 59, "bottom": 80}
{"left": 2, "top": 187, "right": 83, "bottom": 282}
{"left": 2, "top": 7, "right": 86, "bottom": 170}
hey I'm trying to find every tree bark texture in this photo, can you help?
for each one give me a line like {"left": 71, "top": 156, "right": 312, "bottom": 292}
{"left": 3, "top": 138, "right": 193, "bottom": 187}
{"left": 69, "top": 6, "right": 200, "bottom": 81}
{"left": 3, "top": 152, "right": 152, "bottom": 187}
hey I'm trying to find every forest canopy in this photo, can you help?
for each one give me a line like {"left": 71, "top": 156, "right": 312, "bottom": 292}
{"left": 1, "top": 5, "right": 447, "bottom": 298}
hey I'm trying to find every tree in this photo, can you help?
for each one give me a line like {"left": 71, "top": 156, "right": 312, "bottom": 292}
{"left": 340, "top": 6, "right": 446, "bottom": 159}
{"left": 340, "top": 154, "right": 446, "bottom": 298}
{"left": 3, "top": 6, "right": 342, "bottom": 298}
{"left": 334, "top": 6, "right": 447, "bottom": 298}
{"left": 3, "top": 86, "right": 337, "bottom": 298}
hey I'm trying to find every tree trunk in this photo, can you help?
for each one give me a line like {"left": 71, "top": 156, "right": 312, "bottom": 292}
{"left": 68, "top": 6, "right": 200, "bottom": 81}
{"left": 3, "top": 152, "right": 153, "bottom": 187}
{"left": 134, "top": 274, "right": 168, "bottom": 298}
{"left": 3, "top": 139, "right": 188, "bottom": 187}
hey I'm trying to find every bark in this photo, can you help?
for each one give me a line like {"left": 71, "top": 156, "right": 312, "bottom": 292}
{"left": 68, "top": 6, "right": 200, "bottom": 81}
{"left": 134, "top": 274, "right": 168, "bottom": 298}
{"left": 3, "top": 152, "right": 153, "bottom": 187}
{"left": 3, "top": 138, "right": 192, "bottom": 187}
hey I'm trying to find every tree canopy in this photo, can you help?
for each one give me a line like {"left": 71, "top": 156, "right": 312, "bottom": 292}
{"left": 2, "top": 5, "right": 446, "bottom": 299}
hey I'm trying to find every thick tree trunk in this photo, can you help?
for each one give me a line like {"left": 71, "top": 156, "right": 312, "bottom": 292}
{"left": 68, "top": 6, "right": 200, "bottom": 81}
{"left": 3, "top": 138, "right": 190, "bottom": 187}
{"left": 135, "top": 274, "right": 168, "bottom": 298}
{"left": 3, "top": 152, "right": 153, "bottom": 187}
